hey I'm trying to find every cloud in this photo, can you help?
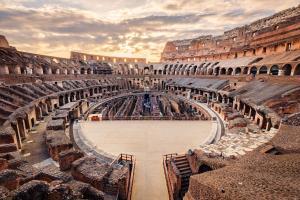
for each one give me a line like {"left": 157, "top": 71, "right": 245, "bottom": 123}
{"left": 0, "top": 0, "right": 299, "bottom": 61}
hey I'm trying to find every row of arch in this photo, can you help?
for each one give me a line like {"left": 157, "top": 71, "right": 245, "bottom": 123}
{"left": 166, "top": 85, "right": 277, "bottom": 131}
{"left": 0, "top": 65, "right": 109, "bottom": 76}
{"left": 153, "top": 62, "right": 300, "bottom": 76}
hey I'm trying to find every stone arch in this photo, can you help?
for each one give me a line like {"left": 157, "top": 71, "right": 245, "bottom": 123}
{"left": 227, "top": 68, "right": 233, "bottom": 75}
{"left": 282, "top": 64, "right": 292, "bottom": 76}
{"left": 214, "top": 67, "right": 220, "bottom": 76}
{"left": 191, "top": 65, "right": 197, "bottom": 75}
{"left": 163, "top": 65, "right": 167, "bottom": 75}
{"left": 35, "top": 105, "right": 42, "bottom": 121}
{"left": 20, "top": 66, "right": 27, "bottom": 74}
{"left": 70, "top": 92, "right": 76, "bottom": 102}
{"left": 250, "top": 66, "right": 257, "bottom": 75}
{"left": 176, "top": 64, "right": 183, "bottom": 75}
{"left": 270, "top": 65, "right": 279, "bottom": 75}
{"left": 59, "top": 95, "right": 64, "bottom": 106}
{"left": 243, "top": 67, "right": 249, "bottom": 74}
{"left": 235, "top": 67, "right": 241, "bottom": 75}
{"left": 172, "top": 64, "right": 178, "bottom": 75}
{"left": 42, "top": 65, "right": 49, "bottom": 74}
{"left": 220, "top": 68, "right": 226, "bottom": 75}
{"left": 134, "top": 64, "right": 139, "bottom": 75}
{"left": 67, "top": 68, "right": 74, "bottom": 75}
{"left": 258, "top": 66, "right": 268, "bottom": 74}
{"left": 52, "top": 68, "right": 60, "bottom": 75}
{"left": 294, "top": 63, "right": 300, "bottom": 75}
{"left": 195, "top": 64, "right": 203, "bottom": 75}
{"left": 87, "top": 68, "right": 92, "bottom": 74}
{"left": 144, "top": 66, "right": 150, "bottom": 75}
{"left": 181, "top": 64, "right": 188, "bottom": 75}
{"left": 207, "top": 68, "right": 213, "bottom": 75}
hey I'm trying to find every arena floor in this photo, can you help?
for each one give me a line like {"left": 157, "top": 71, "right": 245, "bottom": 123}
{"left": 80, "top": 120, "right": 213, "bottom": 200}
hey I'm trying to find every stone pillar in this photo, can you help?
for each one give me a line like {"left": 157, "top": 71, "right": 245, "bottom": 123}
{"left": 17, "top": 118, "right": 27, "bottom": 140}
{"left": 0, "top": 65, "right": 9, "bottom": 75}
{"left": 11, "top": 123, "right": 22, "bottom": 149}
{"left": 41, "top": 104, "right": 49, "bottom": 116}
{"left": 278, "top": 69, "right": 284, "bottom": 76}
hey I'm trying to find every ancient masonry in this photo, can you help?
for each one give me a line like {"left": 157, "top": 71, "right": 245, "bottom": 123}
{"left": 0, "top": 4, "right": 300, "bottom": 200}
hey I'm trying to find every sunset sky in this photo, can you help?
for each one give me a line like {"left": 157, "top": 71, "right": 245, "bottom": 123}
{"left": 0, "top": 0, "right": 299, "bottom": 62}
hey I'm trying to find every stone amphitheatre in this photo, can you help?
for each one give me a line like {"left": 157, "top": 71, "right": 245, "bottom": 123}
{"left": 0, "top": 4, "right": 300, "bottom": 200}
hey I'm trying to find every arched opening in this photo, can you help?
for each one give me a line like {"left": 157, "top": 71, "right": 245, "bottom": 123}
{"left": 250, "top": 66, "right": 257, "bottom": 75}
{"left": 144, "top": 66, "right": 149, "bottom": 75}
{"left": 270, "top": 65, "right": 279, "bottom": 75}
{"left": 20, "top": 66, "right": 27, "bottom": 74}
{"left": 35, "top": 106, "right": 42, "bottom": 121}
{"left": 294, "top": 64, "right": 300, "bottom": 75}
{"left": 220, "top": 68, "right": 226, "bottom": 75}
{"left": 214, "top": 67, "right": 220, "bottom": 76}
{"left": 259, "top": 66, "right": 268, "bottom": 74}
{"left": 243, "top": 67, "right": 249, "bottom": 74}
{"left": 87, "top": 68, "right": 92, "bottom": 74}
{"left": 59, "top": 96, "right": 64, "bottom": 106}
{"left": 64, "top": 94, "right": 69, "bottom": 104}
{"left": 31, "top": 118, "right": 35, "bottom": 128}
{"left": 227, "top": 68, "right": 233, "bottom": 75}
{"left": 234, "top": 67, "right": 241, "bottom": 75}
{"left": 257, "top": 118, "right": 261, "bottom": 126}
{"left": 70, "top": 92, "right": 75, "bottom": 102}
{"left": 42, "top": 66, "right": 49, "bottom": 75}
{"left": 282, "top": 64, "right": 292, "bottom": 76}
{"left": 198, "top": 164, "right": 213, "bottom": 173}
{"left": 207, "top": 68, "right": 213, "bottom": 75}
{"left": 52, "top": 68, "right": 58, "bottom": 75}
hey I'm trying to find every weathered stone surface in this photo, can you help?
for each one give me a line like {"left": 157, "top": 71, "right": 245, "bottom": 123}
{"left": 71, "top": 156, "right": 111, "bottom": 191}
{"left": 48, "top": 182, "right": 74, "bottom": 200}
{"left": 46, "top": 130, "right": 73, "bottom": 161}
{"left": 0, "top": 158, "right": 8, "bottom": 171}
{"left": 0, "top": 143, "right": 17, "bottom": 153}
{"left": 46, "top": 119, "right": 66, "bottom": 131}
{"left": 68, "top": 180, "right": 105, "bottom": 200}
{"left": 12, "top": 180, "right": 49, "bottom": 200}
{"left": 59, "top": 149, "right": 84, "bottom": 171}
{"left": 0, "top": 185, "right": 9, "bottom": 200}
{"left": 36, "top": 164, "right": 72, "bottom": 183}
{"left": 0, "top": 169, "right": 20, "bottom": 190}
{"left": 0, "top": 130, "right": 16, "bottom": 145}
{"left": 228, "top": 117, "right": 248, "bottom": 129}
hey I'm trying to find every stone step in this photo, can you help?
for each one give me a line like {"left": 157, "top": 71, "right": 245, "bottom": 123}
{"left": 178, "top": 166, "right": 191, "bottom": 172}
{"left": 174, "top": 159, "right": 189, "bottom": 165}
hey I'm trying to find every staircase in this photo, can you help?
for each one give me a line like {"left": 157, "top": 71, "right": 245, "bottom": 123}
{"left": 173, "top": 155, "right": 192, "bottom": 197}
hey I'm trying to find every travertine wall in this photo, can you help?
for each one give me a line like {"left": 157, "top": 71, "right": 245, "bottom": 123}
{"left": 161, "top": 5, "right": 300, "bottom": 62}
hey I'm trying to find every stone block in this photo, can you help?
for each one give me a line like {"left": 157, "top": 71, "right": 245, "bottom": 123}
{"left": 59, "top": 149, "right": 84, "bottom": 171}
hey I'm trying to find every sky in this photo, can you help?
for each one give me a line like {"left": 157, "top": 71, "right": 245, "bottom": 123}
{"left": 0, "top": 0, "right": 299, "bottom": 62}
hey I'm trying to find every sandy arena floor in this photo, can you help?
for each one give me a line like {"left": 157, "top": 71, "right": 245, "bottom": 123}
{"left": 80, "top": 120, "right": 213, "bottom": 200}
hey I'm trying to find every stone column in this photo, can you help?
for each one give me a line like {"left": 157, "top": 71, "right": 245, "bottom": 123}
{"left": 278, "top": 69, "right": 284, "bottom": 76}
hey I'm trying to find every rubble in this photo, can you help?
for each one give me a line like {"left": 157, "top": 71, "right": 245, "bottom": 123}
{"left": 58, "top": 149, "right": 84, "bottom": 171}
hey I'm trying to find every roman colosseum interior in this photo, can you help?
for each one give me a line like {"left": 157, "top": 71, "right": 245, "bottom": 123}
{"left": 0, "top": 4, "right": 300, "bottom": 200}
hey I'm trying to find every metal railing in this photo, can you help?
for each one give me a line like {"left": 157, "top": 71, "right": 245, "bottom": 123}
{"left": 163, "top": 153, "right": 178, "bottom": 200}
{"left": 111, "top": 153, "right": 135, "bottom": 200}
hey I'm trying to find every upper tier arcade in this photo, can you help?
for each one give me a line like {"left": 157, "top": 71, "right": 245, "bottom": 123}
{"left": 161, "top": 5, "right": 300, "bottom": 62}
